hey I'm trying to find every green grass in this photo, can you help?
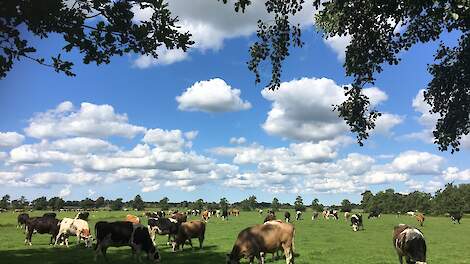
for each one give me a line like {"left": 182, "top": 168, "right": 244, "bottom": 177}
{"left": 0, "top": 210, "right": 469, "bottom": 263}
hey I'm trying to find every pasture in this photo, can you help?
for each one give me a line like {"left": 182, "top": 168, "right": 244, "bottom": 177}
{"left": 0, "top": 210, "right": 469, "bottom": 264}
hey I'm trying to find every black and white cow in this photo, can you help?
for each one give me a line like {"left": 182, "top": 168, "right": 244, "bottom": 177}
{"left": 94, "top": 221, "right": 160, "bottom": 262}
{"left": 25, "top": 216, "right": 60, "bottom": 245}
{"left": 350, "top": 214, "right": 363, "bottom": 232}
{"left": 295, "top": 211, "right": 302, "bottom": 221}
{"left": 284, "top": 211, "right": 291, "bottom": 223}
{"left": 368, "top": 210, "right": 381, "bottom": 219}
{"left": 222, "top": 208, "right": 229, "bottom": 221}
{"left": 393, "top": 224, "right": 426, "bottom": 264}
{"left": 17, "top": 213, "right": 29, "bottom": 230}
{"left": 450, "top": 212, "right": 462, "bottom": 224}
{"left": 148, "top": 217, "right": 181, "bottom": 245}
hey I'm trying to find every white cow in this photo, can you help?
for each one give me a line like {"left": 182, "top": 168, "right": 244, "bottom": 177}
{"left": 55, "top": 218, "right": 92, "bottom": 247}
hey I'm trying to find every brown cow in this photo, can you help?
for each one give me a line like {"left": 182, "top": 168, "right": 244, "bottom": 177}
{"left": 171, "top": 212, "right": 187, "bottom": 223}
{"left": 125, "top": 214, "right": 140, "bottom": 224}
{"left": 227, "top": 222, "right": 295, "bottom": 264}
{"left": 344, "top": 212, "right": 351, "bottom": 221}
{"left": 172, "top": 220, "right": 206, "bottom": 251}
{"left": 416, "top": 213, "right": 425, "bottom": 227}
{"left": 393, "top": 224, "right": 426, "bottom": 264}
{"left": 202, "top": 210, "right": 210, "bottom": 221}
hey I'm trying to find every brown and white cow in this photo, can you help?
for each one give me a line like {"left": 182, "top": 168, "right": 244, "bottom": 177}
{"left": 55, "top": 217, "right": 92, "bottom": 247}
{"left": 202, "top": 210, "right": 210, "bottom": 221}
{"left": 126, "top": 214, "right": 140, "bottom": 224}
{"left": 227, "top": 222, "right": 295, "bottom": 264}
{"left": 344, "top": 212, "right": 351, "bottom": 221}
{"left": 416, "top": 214, "right": 425, "bottom": 227}
{"left": 172, "top": 220, "right": 206, "bottom": 251}
{"left": 393, "top": 224, "right": 426, "bottom": 264}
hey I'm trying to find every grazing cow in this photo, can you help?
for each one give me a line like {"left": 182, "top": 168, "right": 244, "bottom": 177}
{"left": 312, "top": 212, "right": 319, "bottom": 220}
{"left": 126, "top": 214, "right": 140, "bottom": 224}
{"left": 259, "top": 209, "right": 263, "bottom": 215}
{"left": 295, "top": 211, "right": 302, "bottom": 221}
{"left": 450, "top": 212, "right": 463, "bottom": 224}
{"left": 148, "top": 217, "right": 180, "bottom": 245}
{"left": 324, "top": 210, "right": 339, "bottom": 220}
{"left": 94, "top": 221, "right": 160, "bottom": 262}
{"left": 17, "top": 213, "right": 29, "bottom": 230}
{"left": 202, "top": 210, "right": 210, "bottom": 221}
{"left": 55, "top": 217, "right": 92, "bottom": 247}
{"left": 393, "top": 224, "right": 426, "bottom": 264}
{"left": 416, "top": 214, "right": 425, "bottom": 227}
{"left": 172, "top": 220, "right": 206, "bottom": 252}
{"left": 25, "top": 216, "right": 60, "bottom": 246}
{"left": 344, "top": 212, "right": 351, "bottom": 221}
{"left": 231, "top": 209, "right": 240, "bottom": 216}
{"left": 43, "top": 212, "right": 57, "bottom": 218}
{"left": 75, "top": 212, "right": 90, "bottom": 221}
{"left": 406, "top": 211, "right": 416, "bottom": 217}
{"left": 350, "top": 214, "right": 364, "bottom": 232}
{"left": 171, "top": 212, "right": 187, "bottom": 223}
{"left": 226, "top": 222, "right": 295, "bottom": 264}
{"left": 284, "top": 212, "right": 291, "bottom": 223}
{"left": 222, "top": 209, "right": 229, "bottom": 221}
{"left": 368, "top": 210, "right": 381, "bottom": 219}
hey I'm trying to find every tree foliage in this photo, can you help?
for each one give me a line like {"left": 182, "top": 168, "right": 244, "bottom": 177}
{"left": 311, "top": 198, "right": 324, "bottom": 212}
{"left": 132, "top": 194, "right": 145, "bottom": 211}
{"left": 294, "top": 195, "right": 306, "bottom": 212}
{"left": 31, "top": 196, "right": 48, "bottom": 210}
{"left": 0, "top": 0, "right": 193, "bottom": 78}
{"left": 110, "top": 198, "right": 124, "bottom": 211}
{"left": 158, "top": 197, "right": 170, "bottom": 211}
{"left": 219, "top": 197, "right": 229, "bottom": 211}
{"left": 271, "top": 197, "right": 280, "bottom": 211}
{"left": 223, "top": 0, "right": 470, "bottom": 152}
{"left": 48, "top": 196, "right": 65, "bottom": 211}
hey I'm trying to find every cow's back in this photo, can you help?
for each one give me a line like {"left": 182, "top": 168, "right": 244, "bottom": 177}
{"left": 95, "top": 221, "right": 133, "bottom": 244}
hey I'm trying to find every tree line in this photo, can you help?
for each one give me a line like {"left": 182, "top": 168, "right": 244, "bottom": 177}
{"left": 1, "top": 183, "right": 468, "bottom": 215}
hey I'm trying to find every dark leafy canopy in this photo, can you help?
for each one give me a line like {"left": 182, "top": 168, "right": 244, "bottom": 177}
{"left": 0, "top": 0, "right": 193, "bottom": 78}
{"left": 223, "top": 0, "right": 470, "bottom": 152}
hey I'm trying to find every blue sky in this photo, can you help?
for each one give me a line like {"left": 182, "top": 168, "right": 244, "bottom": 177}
{"left": 0, "top": 1, "right": 469, "bottom": 205}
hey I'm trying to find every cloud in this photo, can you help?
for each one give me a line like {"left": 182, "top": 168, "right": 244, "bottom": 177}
{"left": 0, "top": 132, "right": 25, "bottom": 148}
{"left": 229, "top": 137, "right": 246, "bottom": 145}
{"left": 322, "top": 35, "right": 351, "bottom": 61}
{"left": 261, "top": 77, "right": 397, "bottom": 142}
{"left": 143, "top": 129, "right": 185, "bottom": 151}
{"left": 133, "top": 47, "right": 188, "bottom": 69}
{"left": 391, "top": 151, "right": 444, "bottom": 175}
{"left": 176, "top": 78, "right": 251, "bottom": 112}
{"left": 374, "top": 113, "right": 404, "bottom": 135}
{"left": 59, "top": 185, "right": 72, "bottom": 198}
{"left": 50, "top": 137, "right": 118, "bottom": 154}
{"left": 25, "top": 101, "right": 146, "bottom": 139}
{"left": 443, "top": 167, "right": 470, "bottom": 181}
{"left": 132, "top": 1, "right": 315, "bottom": 66}
{"left": 363, "top": 171, "right": 408, "bottom": 185}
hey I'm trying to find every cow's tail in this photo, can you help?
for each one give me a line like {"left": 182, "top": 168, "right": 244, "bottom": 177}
{"left": 291, "top": 228, "right": 296, "bottom": 253}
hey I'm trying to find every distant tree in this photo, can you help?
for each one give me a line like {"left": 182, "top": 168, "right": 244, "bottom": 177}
{"left": 0, "top": 0, "right": 193, "bottom": 79}
{"left": 110, "top": 198, "right": 124, "bottom": 211}
{"left": 361, "top": 190, "right": 374, "bottom": 212}
{"left": 192, "top": 198, "right": 204, "bottom": 211}
{"left": 294, "top": 196, "right": 306, "bottom": 212}
{"left": 131, "top": 195, "right": 145, "bottom": 211}
{"left": 48, "top": 197, "right": 65, "bottom": 211}
{"left": 32, "top": 196, "right": 48, "bottom": 210}
{"left": 80, "top": 198, "right": 95, "bottom": 209}
{"left": 432, "top": 183, "right": 465, "bottom": 215}
{"left": 158, "top": 197, "right": 170, "bottom": 211}
{"left": 0, "top": 194, "right": 10, "bottom": 209}
{"left": 341, "top": 199, "right": 352, "bottom": 212}
{"left": 248, "top": 195, "right": 257, "bottom": 209}
{"left": 311, "top": 198, "right": 324, "bottom": 212}
{"left": 271, "top": 197, "right": 280, "bottom": 212}
{"left": 95, "top": 196, "right": 105, "bottom": 208}
{"left": 219, "top": 197, "right": 228, "bottom": 211}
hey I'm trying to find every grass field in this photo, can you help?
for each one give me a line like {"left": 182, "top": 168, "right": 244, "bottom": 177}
{"left": 0, "top": 210, "right": 469, "bottom": 264}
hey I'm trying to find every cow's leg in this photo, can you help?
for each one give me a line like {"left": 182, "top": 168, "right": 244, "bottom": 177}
{"left": 405, "top": 256, "right": 412, "bottom": 264}
{"left": 94, "top": 243, "right": 101, "bottom": 262}
{"left": 25, "top": 228, "right": 33, "bottom": 246}
{"left": 54, "top": 233, "right": 62, "bottom": 246}
{"left": 188, "top": 239, "right": 193, "bottom": 250}
{"left": 283, "top": 244, "right": 294, "bottom": 264}
{"left": 167, "top": 234, "right": 171, "bottom": 245}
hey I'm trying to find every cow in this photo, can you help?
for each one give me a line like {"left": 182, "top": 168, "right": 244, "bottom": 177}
{"left": 406, "top": 211, "right": 416, "bottom": 217}
{"left": 126, "top": 214, "right": 140, "bottom": 224}
{"left": 55, "top": 217, "right": 92, "bottom": 247}
{"left": 259, "top": 209, "right": 264, "bottom": 215}
{"left": 75, "top": 212, "right": 90, "bottom": 221}
{"left": 43, "top": 212, "right": 57, "bottom": 218}
{"left": 450, "top": 212, "right": 462, "bottom": 224}
{"left": 226, "top": 222, "right": 295, "bottom": 264}
{"left": 344, "top": 212, "right": 351, "bottom": 221}
{"left": 94, "top": 221, "right": 160, "bottom": 262}
{"left": 17, "top": 213, "right": 29, "bottom": 230}
{"left": 172, "top": 220, "right": 206, "bottom": 252}
{"left": 416, "top": 214, "right": 425, "bottom": 227}
{"left": 295, "top": 211, "right": 302, "bottom": 221}
{"left": 202, "top": 210, "right": 210, "bottom": 221}
{"left": 231, "top": 209, "right": 240, "bottom": 216}
{"left": 350, "top": 214, "right": 363, "bottom": 232}
{"left": 324, "top": 210, "right": 338, "bottom": 220}
{"left": 284, "top": 212, "right": 291, "bottom": 223}
{"left": 222, "top": 208, "right": 229, "bottom": 221}
{"left": 264, "top": 211, "right": 276, "bottom": 223}
{"left": 148, "top": 217, "right": 180, "bottom": 245}
{"left": 368, "top": 210, "right": 381, "bottom": 219}
{"left": 312, "top": 212, "right": 319, "bottom": 220}
{"left": 393, "top": 224, "right": 426, "bottom": 264}
{"left": 25, "top": 216, "right": 60, "bottom": 246}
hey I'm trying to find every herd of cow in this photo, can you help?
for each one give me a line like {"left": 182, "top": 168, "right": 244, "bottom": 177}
{"left": 12, "top": 208, "right": 466, "bottom": 264}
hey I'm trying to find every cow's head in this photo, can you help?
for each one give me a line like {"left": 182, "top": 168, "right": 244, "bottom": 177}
{"left": 81, "top": 229, "right": 93, "bottom": 247}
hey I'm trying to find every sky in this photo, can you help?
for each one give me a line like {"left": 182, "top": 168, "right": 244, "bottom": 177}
{"left": 1, "top": 1, "right": 469, "bottom": 205}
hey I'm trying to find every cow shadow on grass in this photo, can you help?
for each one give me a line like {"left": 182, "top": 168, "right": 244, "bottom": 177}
{"left": 0, "top": 244, "right": 232, "bottom": 264}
